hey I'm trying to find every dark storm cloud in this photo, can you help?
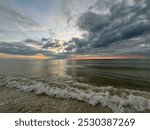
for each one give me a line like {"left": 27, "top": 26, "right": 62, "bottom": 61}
{"left": 0, "top": 42, "right": 40, "bottom": 55}
{"left": 65, "top": 0, "right": 150, "bottom": 56}
{"left": 41, "top": 30, "right": 62, "bottom": 49}
{"left": 77, "top": 12, "right": 110, "bottom": 32}
{"left": 42, "top": 38, "right": 61, "bottom": 49}
{"left": 81, "top": 33, "right": 150, "bottom": 56}
{"left": 0, "top": 36, "right": 63, "bottom": 57}
{"left": 65, "top": 38, "right": 89, "bottom": 53}
{"left": 0, "top": 38, "right": 58, "bottom": 56}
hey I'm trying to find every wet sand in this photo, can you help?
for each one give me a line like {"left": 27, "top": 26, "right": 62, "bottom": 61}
{"left": 0, "top": 86, "right": 112, "bottom": 113}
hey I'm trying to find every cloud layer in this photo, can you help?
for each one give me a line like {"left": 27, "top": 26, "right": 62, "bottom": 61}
{"left": 0, "top": 0, "right": 150, "bottom": 58}
{"left": 0, "top": 39, "right": 55, "bottom": 56}
{"left": 65, "top": 0, "right": 150, "bottom": 56}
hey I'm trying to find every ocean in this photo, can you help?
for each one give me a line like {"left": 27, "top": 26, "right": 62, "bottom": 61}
{"left": 0, "top": 59, "right": 150, "bottom": 113}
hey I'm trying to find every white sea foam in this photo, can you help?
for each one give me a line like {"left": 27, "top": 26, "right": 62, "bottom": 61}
{"left": 0, "top": 76, "right": 150, "bottom": 112}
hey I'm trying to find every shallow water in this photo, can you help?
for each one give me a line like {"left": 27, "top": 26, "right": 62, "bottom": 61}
{"left": 0, "top": 59, "right": 150, "bottom": 112}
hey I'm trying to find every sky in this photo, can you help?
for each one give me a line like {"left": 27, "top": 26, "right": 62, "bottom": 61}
{"left": 0, "top": 0, "right": 150, "bottom": 59}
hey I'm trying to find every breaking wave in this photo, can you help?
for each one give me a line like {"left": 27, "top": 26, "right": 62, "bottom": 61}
{"left": 0, "top": 76, "right": 150, "bottom": 112}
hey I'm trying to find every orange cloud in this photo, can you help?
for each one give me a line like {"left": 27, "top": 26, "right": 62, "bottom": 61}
{"left": 72, "top": 55, "right": 145, "bottom": 60}
{"left": 0, "top": 53, "right": 50, "bottom": 59}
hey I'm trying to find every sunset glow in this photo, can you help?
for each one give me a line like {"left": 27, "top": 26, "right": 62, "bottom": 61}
{"left": 72, "top": 55, "right": 145, "bottom": 60}
{"left": 0, "top": 53, "right": 49, "bottom": 59}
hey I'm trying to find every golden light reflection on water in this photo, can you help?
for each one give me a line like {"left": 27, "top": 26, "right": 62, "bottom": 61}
{"left": 0, "top": 58, "right": 69, "bottom": 78}
{"left": 28, "top": 59, "right": 68, "bottom": 78}
{"left": 51, "top": 60, "right": 68, "bottom": 76}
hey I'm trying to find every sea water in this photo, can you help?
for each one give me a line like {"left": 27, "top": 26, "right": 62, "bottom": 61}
{"left": 0, "top": 59, "right": 150, "bottom": 112}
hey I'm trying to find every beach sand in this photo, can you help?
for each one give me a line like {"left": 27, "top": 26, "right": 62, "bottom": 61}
{"left": 0, "top": 86, "right": 112, "bottom": 113}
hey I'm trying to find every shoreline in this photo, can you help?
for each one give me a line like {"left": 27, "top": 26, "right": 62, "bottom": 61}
{"left": 0, "top": 86, "right": 112, "bottom": 113}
